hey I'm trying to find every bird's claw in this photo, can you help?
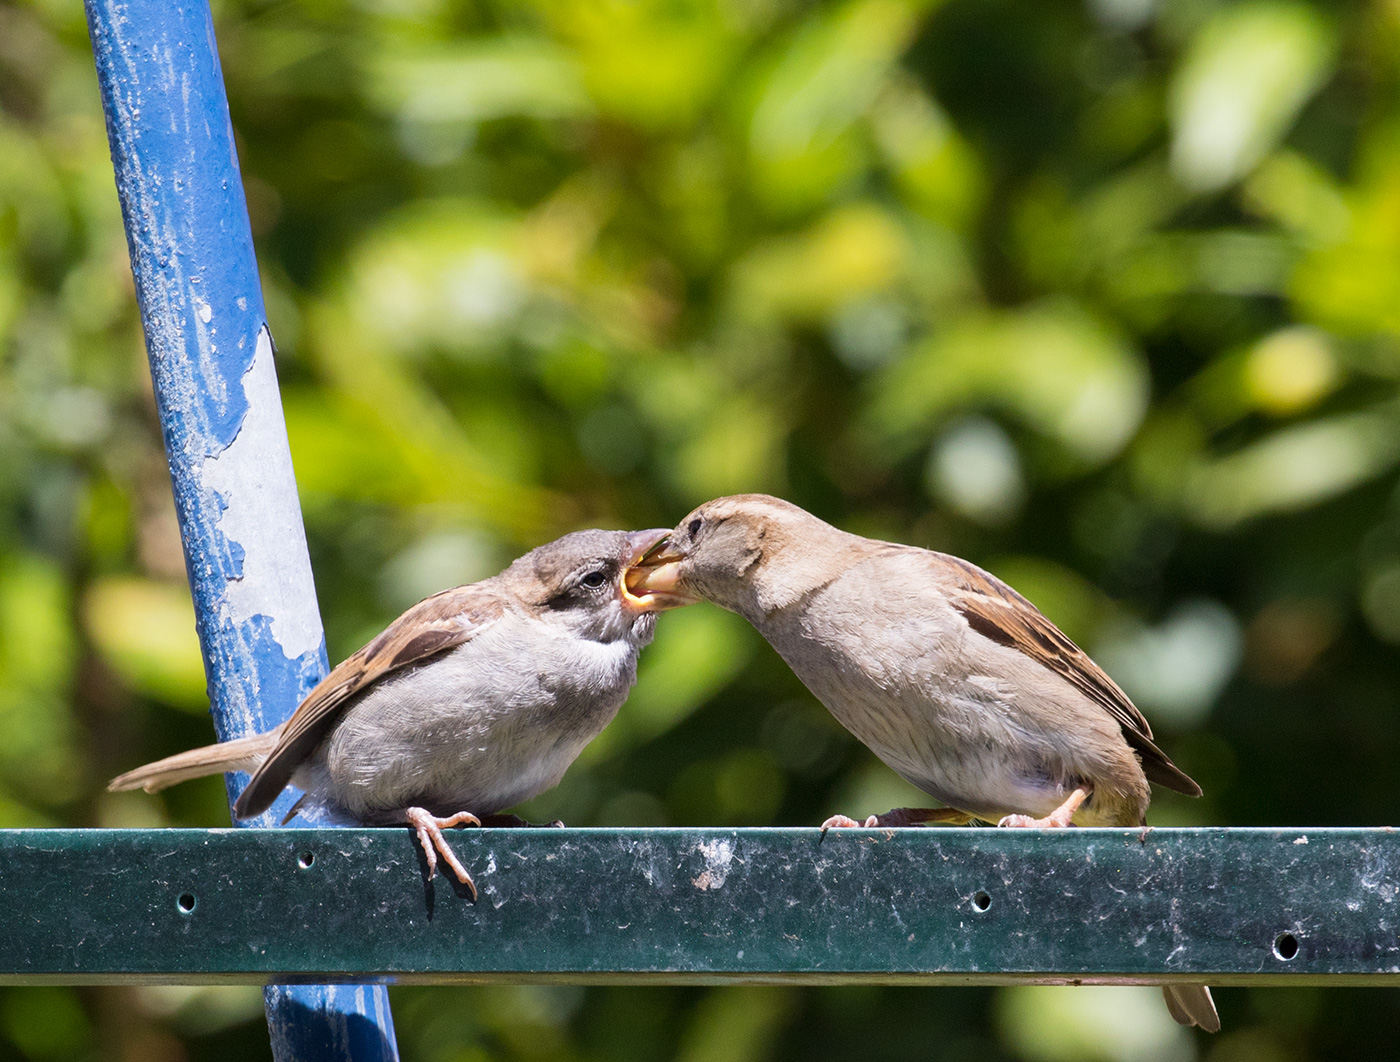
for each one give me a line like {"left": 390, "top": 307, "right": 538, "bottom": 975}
{"left": 997, "top": 787, "right": 1090, "bottom": 830}
{"left": 998, "top": 813, "right": 1066, "bottom": 828}
{"left": 819, "top": 813, "right": 875, "bottom": 833}
{"left": 405, "top": 807, "right": 481, "bottom": 899}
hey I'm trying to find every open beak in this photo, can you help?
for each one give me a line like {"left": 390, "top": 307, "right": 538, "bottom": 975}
{"left": 620, "top": 531, "right": 695, "bottom": 612}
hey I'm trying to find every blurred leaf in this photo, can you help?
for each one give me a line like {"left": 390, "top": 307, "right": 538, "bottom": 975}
{"left": 1245, "top": 150, "right": 1351, "bottom": 244}
{"left": 1183, "top": 325, "right": 1341, "bottom": 428}
{"left": 0, "top": 120, "right": 71, "bottom": 259}
{"left": 1169, "top": 2, "right": 1336, "bottom": 193}
{"left": 377, "top": 529, "right": 506, "bottom": 611}
{"left": 1095, "top": 599, "right": 1242, "bottom": 726}
{"left": 549, "top": 0, "right": 741, "bottom": 129}
{"left": 731, "top": 201, "right": 910, "bottom": 322}
{"left": 369, "top": 38, "right": 592, "bottom": 126}
{"left": 305, "top": 299, "right": 565, "bottom": 539}
{"left": 1361, "top": 564, "right": 1400, "bottom": 645}
{"left": 925, "top": 415, "right": 1025, "bottom": 525}
{"left": 872, "top": 75, "right": 982, "bottom": 231}
{"left": 672, "top": 746, "right": 786, "bottom": 823}
{"left": 343, "top": 200, "right": 529, "bottom": 355}
{"left": 83, "top": 576, "right": 208, "bottom": 708}
{"left": 0, "top": 553, "right": 73, "bottom": 694}
{"left": 670, "top": 391, "right": 790, "bottom": 498}
{"left": 1, "top": 987, "right": 91, "bottom": 1060}
{"left": 1290, "top": 136, "right": 1400, "bottom": 336}
{"left": 1185, "top": 405, "right": 1400, "bottom": 528}
{"left": 867, "top": 300, "right": 1149, "bottom": 464}
{"left": 997, "top": 985, "right": 1192, "bottom": 1062}
{"left": 675, "top": 988, "right": 796, "bottom": 1062}
{"left": 1014, "top": 162, "right": 1184, "bottom": 296}
{"left": 744, "top": 0, "right": 926, "bottom": 211}
{"left": 1240, "top": 326, "right": 1339, "bottom": 416}
{"left": 135, "top": 986, "right": 266, "bottom": 1037}
{"left": 826, "top": 758, "right": 932, "bottom": 820}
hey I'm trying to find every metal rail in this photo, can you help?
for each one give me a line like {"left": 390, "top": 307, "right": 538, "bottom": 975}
{"left": 5, "top": 827, "right": 1395, "bottom": 986}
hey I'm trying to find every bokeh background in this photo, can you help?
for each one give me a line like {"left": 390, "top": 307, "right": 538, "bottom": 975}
{"left": 2, "top": 0, "right": 1399, "bottom": 1057}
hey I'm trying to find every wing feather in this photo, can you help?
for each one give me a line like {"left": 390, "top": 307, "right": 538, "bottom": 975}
{"left": 233, "top": 585, "right": 505, "bottom": 818}
{"left": 936, "top": 553, "right": 1202, "bottom": 797}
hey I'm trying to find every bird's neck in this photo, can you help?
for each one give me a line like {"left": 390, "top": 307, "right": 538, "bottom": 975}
{"left": 745, "top": 523, "right": 865, "bottom": 622}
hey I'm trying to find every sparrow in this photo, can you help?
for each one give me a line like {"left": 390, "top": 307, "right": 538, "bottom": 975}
{"left": 111, "top": 528, "right": 687, "bottom": 899}
{"left": 626, "top": 494, "right": 1219, "bottom": 1032}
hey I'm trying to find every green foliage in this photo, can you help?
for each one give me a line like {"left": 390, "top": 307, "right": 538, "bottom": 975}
{"left": 2, "top": 0, "right": 1398, "bottom": 1056}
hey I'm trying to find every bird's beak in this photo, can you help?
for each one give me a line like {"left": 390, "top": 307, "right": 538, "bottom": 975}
{"left": 620, "top": 531, "right": 695, "bottom": 612}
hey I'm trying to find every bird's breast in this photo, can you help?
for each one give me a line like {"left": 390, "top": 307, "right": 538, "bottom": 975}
{"left": 314, "top": 621, "right": 640, "bottom": 821}
{"left": 758, "top": 577, "right": 1135, "bottom": 822}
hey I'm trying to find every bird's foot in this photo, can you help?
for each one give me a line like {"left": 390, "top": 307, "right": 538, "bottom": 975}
{"left": 998, "top": 813, "right": 1066, "bottom": 828}
{"left": 820, "top": 813, "right": 877, "bottom": 832}
{"left": 997, "top": 787, "right": 1091, "bottom": 829}
{"left": 405, "top": 807, "right": 481, "bottom": 898}
{"left": 820, "top": 807, "right": 972, "bottom": 832}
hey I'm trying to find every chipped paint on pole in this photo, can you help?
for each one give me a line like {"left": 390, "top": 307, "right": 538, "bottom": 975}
{"left": 84, "top": 0, "right": 399, "bottom": 1057}
{"left": 200, "top": 328, "right": 326, "bottom": 673}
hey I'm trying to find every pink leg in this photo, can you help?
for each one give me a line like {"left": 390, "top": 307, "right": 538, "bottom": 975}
{"left": 821, "top": 807, "right": 974, "bottom": 832}
{"left": 998, "top": 787, "right": 1091, "bottom": 829}
{"left": 404, "top": 807, "right": 482, "bottom": 897}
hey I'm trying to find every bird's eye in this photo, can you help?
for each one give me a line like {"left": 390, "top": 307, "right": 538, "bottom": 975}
{"left": 688, "top": 517, "right": 702, "bottom": 537}
{"left": 580, "top": 570, "right": 608, "bottom": 589}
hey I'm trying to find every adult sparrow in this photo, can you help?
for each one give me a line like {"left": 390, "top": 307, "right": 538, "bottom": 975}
{"left": 627, "top": 494, "right": 1219, "bottom": 1032}
{"left": 111, "top": 528, "right": 686, "bottom": 899}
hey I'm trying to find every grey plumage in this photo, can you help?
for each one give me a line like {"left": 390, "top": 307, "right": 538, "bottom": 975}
{"left": 111, "top": 528, "right": 672, "bottom": 895}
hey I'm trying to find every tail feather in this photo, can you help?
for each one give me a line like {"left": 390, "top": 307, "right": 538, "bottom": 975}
{"left": 1162, "top": 984, "right": 1220, "bottom": 1032}
{"left": 108, "top": 731, "right": 279, "bottom": 794}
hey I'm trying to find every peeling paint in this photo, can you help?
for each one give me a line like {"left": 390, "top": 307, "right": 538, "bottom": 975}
{"left": 88, "top": 0, "right": 394, "bottom": 1052}
{"left": 200, "top": 328, "right": 322, "bottom": 661}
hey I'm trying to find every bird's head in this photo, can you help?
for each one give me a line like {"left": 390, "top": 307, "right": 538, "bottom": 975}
{"left": 513, "top": 528, "right": 694, "bottom": 645}
{"left": 624, "top": 495, "right": 843, "bottom": 621}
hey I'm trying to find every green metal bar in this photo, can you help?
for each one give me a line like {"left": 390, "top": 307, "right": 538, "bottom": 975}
{"left": 3, "top": 827, "right": 1395, "bottom": 986}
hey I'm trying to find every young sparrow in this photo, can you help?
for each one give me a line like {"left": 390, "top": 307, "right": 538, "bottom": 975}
{"left": 111, "top": 528, "right": 687, "bottom": 899}
{"left": 627, "top": 494, "right": 1219, "bottom": 1032}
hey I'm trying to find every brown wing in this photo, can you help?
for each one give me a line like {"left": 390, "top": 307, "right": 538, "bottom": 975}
{"left": 937, "top": 553, "right": 1202, "bottom": 797}
{"left": 233, "top": 585, "right": 506, "bottom": 818}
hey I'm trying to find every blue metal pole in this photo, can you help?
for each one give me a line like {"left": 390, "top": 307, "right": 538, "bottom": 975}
{"left": 84, "top": 2, "right": 401, "bottom": 1058}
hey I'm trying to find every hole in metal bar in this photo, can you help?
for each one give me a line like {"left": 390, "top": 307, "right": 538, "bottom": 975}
{"left": 177, "top": 893, "right": 197, "bottom": 915}
{"left": 298, "top": 850, "right": 315, "bottom": 868}
{"left": 1273, "top": 932, "right": 1299, "bottom": 961}
{"left": 972, "top": 890, "right": 992, "bottom": 912}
